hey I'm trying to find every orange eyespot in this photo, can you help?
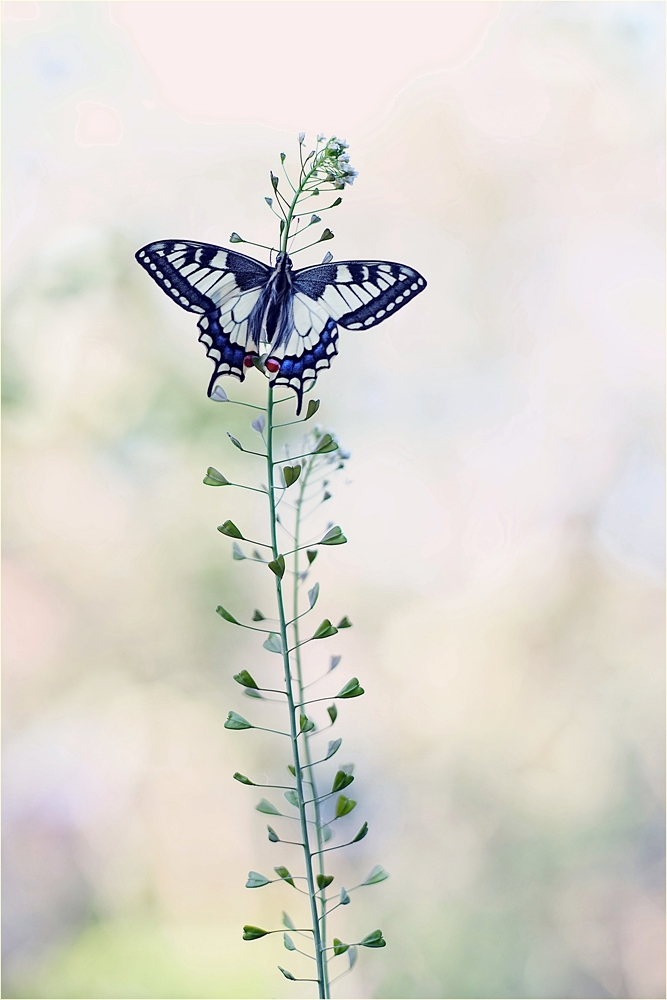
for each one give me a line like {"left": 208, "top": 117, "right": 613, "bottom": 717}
{"left": 265, "top": 357, "right": 281, "bottom": 374}
{"left": 243, "top": 354, "right": 256, "bottom": 368}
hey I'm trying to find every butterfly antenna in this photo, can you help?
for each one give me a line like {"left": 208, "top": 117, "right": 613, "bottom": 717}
{"left": 287, "top": 217, "right": 302, "bottom": 254}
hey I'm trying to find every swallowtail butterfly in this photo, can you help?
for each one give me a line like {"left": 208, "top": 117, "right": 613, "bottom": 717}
{"left": 135, "top": 240, "right": 427, "bottom": 412}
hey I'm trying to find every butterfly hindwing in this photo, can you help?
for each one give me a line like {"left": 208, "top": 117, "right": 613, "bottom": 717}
{"left": 198, "top": 312, "right": 249, "bottom": 387}
{"left": 270, "top": 317, "right": 339, "bottom": 414}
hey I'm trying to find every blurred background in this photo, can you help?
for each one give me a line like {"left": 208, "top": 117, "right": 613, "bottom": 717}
{"left": 3, "top": 2, "right": 665, "bottom": 998}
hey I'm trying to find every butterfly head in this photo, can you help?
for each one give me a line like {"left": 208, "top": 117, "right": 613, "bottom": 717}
{"left": 274, "top": 252, "right": 293, "bottom": 271}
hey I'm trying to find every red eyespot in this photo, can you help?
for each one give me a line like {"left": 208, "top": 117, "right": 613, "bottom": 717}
{"left": 265, "top": 357, "right": 281, "bottom": 374}
{"left": 243, "top": 354, "right": 256, "bottom": 368}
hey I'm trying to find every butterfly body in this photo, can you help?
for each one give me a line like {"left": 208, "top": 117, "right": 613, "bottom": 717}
{"left": 136, "top": 239, "right": 426, "bottom": 411}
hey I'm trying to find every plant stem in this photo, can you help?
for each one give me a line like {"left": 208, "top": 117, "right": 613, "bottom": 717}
{"left": 281, "top": 163, "right": 318, "bottom": 254}
{"left": 292, "top": 455, "right": 331, "bottom": 997}
{"left": 266, "top": 384, "right": 327, "bottom": 998}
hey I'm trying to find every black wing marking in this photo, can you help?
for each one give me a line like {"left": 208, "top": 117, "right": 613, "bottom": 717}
{"left": 135, "top": 240, "right": 272, "bottom": 390}
{"left": 292, "top": 260, "right": 426, "bottom": 331}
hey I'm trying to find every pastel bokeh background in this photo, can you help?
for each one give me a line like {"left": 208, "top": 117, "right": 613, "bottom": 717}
{"left": 3, "top": 2, "right": 665, "bottom": 998}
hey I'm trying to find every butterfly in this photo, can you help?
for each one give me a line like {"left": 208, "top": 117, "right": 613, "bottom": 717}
{"left": 135, "top": 240, "right": 427, "bottom": 413}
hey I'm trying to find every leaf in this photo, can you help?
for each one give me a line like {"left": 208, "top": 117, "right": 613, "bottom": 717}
{"left": 300, "top": 714, "right": 315, "bottom": 733}
{"left": 325, "top": 738, "right": 342, "bottom": 760}
{"left": 252, "top": 608, "right": 266, "bottom": 621}
{"left": 352, "top": 821, "right": 369, "bottom": 843}
{"left": 256, "top": 798, "right": 281, "bottom": 815}
{"left": 329, "top": 655, "right": 341, "bottom": 672}
{"left": 227, "top": 432, "right": 243, "bottom": 450}
{"left": 306, "top": 550, "right": 318, "bottom": 565}
{"left": 224, "top": 711, "right": 253, "bottom": 730}
{"left": 233, "top": 670, "right": 258, "bottom": 689}
{"left": 314, "top": 433, "right": 338, "bottom": 454}
{"left": 323, "top": 491, "right": 332, "bottom": 501}
{"left": 283, "top": 933, "right": 295, "bottom": 951}
{"left": 337, "top": 616, "right": 352, "bottom": 628}
{"left": 251, "top": 414, "right": 265, "bottom": 434}
{"left": 210, "top": 385, "right": 229, "bottom": 402}
{"left": 232, "top": 542, "right": 246, "bottom": 561}
{"left": 274, "top": 866, "right": 296, "bottom": 887}
{"left": 229, "top": 232, "right": 244, "bottom": 243}
{"left": 216, "top": 605, "right": 239, "bottom": 625}
{"left": 282, "top": 464, "right": 302, "bottom": 487}
{"left": 337, "top": 677, "right": 364, "bottom": 699}
{"left": 252, "top": 550, "right": 266, "bottom": 562}
{"left": 319, "top": 525, "right": 347, "bottom": 545}
{"left": 327, "top": 704, "right": 338, "bottom": 725}
{"left": 203, "top": 467, "right": 231, "bottom": 486}
{"left": 282, "top": 911, "right": 295, "bottom": 930}
{"left": 321, "top": 250, "right": 333, "bottom": 264}
{"left": 335, "top": 795, "right": 357, "bottom": 818}
{"left": 362, "top": 864, "right": 389, "bottom": 886}
{"left": 244, "top": 689, "right": 262, "bottom": 699}
{"left": 316, "top": 874, "right": 334, "bottom": 889}
{"left": 287, "top": 764, "right": 295, "bottom": 776}
{"left": 310, "top": 214, "right": 321, "bottom": 224}
{"left": 308, "top": 582, "right": 320, "bottom": 609}
{"left": 246, "top": 871, "right": 271, "bottom": 888}
{"left": 263, "top": 633, "right": 283, "bottom": 654}
{"left": 360, "top": 929, "right": 386, "bottom": 948}
{"left": 305, "top": 398, "right": 321, "bottom": 420}
{"left": 243, "top": 925, "right": 268, "bottom": 940}
{"left": 340, "top": 886, "right": 350, "bottom": 905}
{"left": 348, "top": 945, "right": 358, "bottom": 968}
{"left": 267, "top": 825, "right": 280, "bottom": 842}
{"left": 313, "top": 619, "right": 338, "bottom": 639}
{"left": 284, "top": 789, "right": 299, "bottom": 808}
{"left": 332, "top": 770, "right": 355, "bottom": 792}
{"left": 278, "top": 967, "right": 296, "bottom": 981}
{"left": 268, "top": 555, "right": 285, "bottom": 579}
{"left": 233, "top": 772, "right": 254, "bottom": 785}
{"left": 321, "top": 824, "right": 333, "bottom": 843}
{"left": 333, "top": 938, "right": 349, "bottom": 956}
{"left": 218, "top": 520, "right": 243, "bottom": 539}
{"left": 319, "top": 228, "right": 334, "bottom": 242}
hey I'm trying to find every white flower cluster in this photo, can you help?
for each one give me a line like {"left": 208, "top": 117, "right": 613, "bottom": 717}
{"left": 299, "top": 133, "right": 358, "bottom": 188}
{"left": 320, "top": 136, "right": 358, "bottom": 187}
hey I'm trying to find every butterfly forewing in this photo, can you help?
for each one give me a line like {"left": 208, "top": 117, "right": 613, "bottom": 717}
{"left": 292, "top": 260, "right": 426, "bottom": 330}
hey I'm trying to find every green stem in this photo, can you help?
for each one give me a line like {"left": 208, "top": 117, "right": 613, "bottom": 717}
{"left": 292, "top": 455, "right": 331, "bottom": 997}
{"left": 266, "top": 384, "right": 327, "bottom": 999}
{"left": 281, "top": 163, "right": 319, "bottom": 255}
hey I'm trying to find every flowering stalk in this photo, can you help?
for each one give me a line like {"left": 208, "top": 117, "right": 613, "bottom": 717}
{"left": 212, "top": 137, "right": 387, "bottom": 997}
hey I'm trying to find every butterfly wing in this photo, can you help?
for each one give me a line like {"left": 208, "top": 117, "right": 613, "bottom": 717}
{"left": 135, "top": 240, "right": 271, "bottom": 390}
{"left": 293, "top": 260, "right": 426, "bottom": 329}
{"left": 270, "top": 260, "right": 427, "bottom": 411}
